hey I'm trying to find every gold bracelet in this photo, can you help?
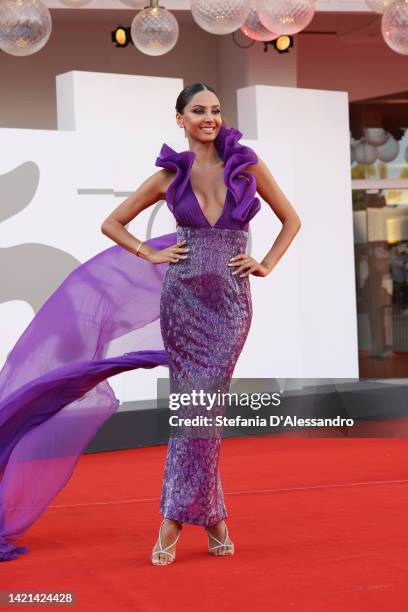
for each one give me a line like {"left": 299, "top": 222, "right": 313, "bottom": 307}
{"left": 136, "top": 241, "right": 144, "bottom": 256}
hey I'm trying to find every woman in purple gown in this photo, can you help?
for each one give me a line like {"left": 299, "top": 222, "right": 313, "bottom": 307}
{"left": 0, "top": 82, "right": 301, "bottom": 564}
{"left": 101, "top": 83, "right": 301, "bottom": 565}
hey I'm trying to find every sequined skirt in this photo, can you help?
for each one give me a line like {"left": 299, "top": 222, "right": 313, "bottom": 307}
{"left": 159, "top": 225, "right": 252, "bottom": 526}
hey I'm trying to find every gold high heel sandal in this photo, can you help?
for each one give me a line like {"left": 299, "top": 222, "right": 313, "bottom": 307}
{"left": 205, "top": 522, "right": 235, "bottom": 556}
{"left": 151, "top": 519, "right": 182, "bottom": 566}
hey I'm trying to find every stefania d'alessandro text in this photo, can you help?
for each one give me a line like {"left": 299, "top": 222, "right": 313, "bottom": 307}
{"left": 169, "top": 415, "right": 355, "bottom": 428}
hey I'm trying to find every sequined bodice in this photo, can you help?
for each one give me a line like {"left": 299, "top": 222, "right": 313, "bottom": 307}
{"left": 155, "top": 123, "right": 261, "bottom": 232}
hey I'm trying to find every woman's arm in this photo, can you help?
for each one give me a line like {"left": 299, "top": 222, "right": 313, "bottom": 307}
{"left": 230, "top": 157, "right": 302, "bottom": 278}
{"left": 101, "top": 170, "right": 188, "bottom": 264}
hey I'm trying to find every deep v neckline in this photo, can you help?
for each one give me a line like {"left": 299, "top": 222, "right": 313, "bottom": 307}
{"left": 188, "top": 170, "right": 228, "bottom": 229}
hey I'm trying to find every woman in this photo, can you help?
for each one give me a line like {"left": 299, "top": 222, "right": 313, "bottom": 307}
{"left": 101, "top": 82, "right": 301, "bottom": 565}
{"left": 0, "top": 82, "right": 300, "bottom": 564}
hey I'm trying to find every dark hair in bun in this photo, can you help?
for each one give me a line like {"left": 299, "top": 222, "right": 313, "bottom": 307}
{"left": 175, "top": 82, "right": 218, "bottom": 114}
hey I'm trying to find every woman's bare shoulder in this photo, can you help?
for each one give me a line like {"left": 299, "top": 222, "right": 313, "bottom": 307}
{"left": 153, "top": 168, "right": 176, "bottom": 197}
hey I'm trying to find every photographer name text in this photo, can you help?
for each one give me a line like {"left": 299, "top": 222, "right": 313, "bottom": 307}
{"left": 169, "top": 415, "right": 355, "bottom": 427}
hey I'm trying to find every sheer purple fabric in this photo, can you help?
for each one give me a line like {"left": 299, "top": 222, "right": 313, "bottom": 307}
{"left": 0, "top": 233, "right": 175, "bottom": 560}
{"left": 0, "top": 122, "right": 260, "bottom": 560}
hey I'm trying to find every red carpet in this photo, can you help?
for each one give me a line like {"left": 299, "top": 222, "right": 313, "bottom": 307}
{"left": 2, "top": 436, "right": 408, "bottom": 611}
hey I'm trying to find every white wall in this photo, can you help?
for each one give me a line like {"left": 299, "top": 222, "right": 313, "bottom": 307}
{"left": 238, "top": 84, "right": 359, "bottom": 377}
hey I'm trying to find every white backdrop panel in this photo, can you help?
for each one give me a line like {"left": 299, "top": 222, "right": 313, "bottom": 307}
{"left": 238, "top": 84, "right": 358, "bottom": 377}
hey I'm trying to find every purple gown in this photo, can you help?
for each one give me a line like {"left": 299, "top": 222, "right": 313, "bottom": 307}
{"left": 0, "top": 122, "right": 261, "bottom": 559}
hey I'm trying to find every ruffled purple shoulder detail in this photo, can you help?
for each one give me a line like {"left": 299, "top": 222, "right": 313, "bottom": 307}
{"left": 155, "top": 122, "right": 261, "bottom": 224}
{"left": 155, "top": 144, "right": 195, "bottom": 213}
{"left": 214, "top": 122, "right": 261, "bottom": 224}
